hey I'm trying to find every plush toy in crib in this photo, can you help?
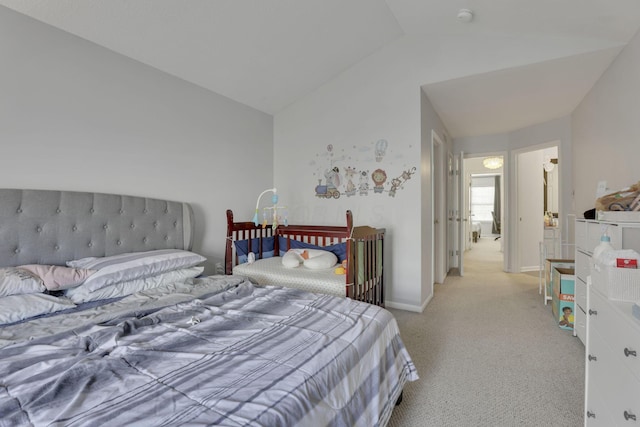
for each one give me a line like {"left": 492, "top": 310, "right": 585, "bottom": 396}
{"left": 281, "top": 249, "right": 338, "bottom": 270}
{"left": 334, "top": 260, "right": 348, "bottom": 275}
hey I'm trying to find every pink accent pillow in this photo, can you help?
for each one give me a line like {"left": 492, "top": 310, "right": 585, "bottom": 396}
{"left": 19, "top": 265, "right": 96, "bottom": 291}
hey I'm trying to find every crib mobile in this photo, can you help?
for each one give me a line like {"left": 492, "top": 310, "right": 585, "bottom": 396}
{"left": 252, "top": 187, "right": 288, "bottom": 230}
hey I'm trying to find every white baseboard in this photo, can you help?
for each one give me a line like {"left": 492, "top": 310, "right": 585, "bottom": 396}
{"left": 385, "top": 293, "right": 432, "bottom": 313}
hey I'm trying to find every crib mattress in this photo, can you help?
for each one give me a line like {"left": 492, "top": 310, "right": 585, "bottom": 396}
{"left": 233, "top": 257, "right": 346, "bottom": 297}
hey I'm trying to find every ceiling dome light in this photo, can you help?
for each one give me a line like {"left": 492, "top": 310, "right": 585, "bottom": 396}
{"left": 457, "top": 9, "right": 474, "bottom": 23}
{"left": 483, "top": 156, "right": 503, "bottom": 170}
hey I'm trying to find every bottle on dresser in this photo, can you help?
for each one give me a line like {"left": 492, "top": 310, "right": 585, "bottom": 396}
{"left": 593, "top": 230, "right": 639, "bottom": 268}
{"left": 592, "top": 231, "right": 614, "bottom": 263}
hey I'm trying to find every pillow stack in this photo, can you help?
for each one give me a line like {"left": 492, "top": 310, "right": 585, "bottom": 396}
{"left": 63, "top": 249, "right": 206, "bottom": 303}
{"left": 0, "top": 249, "right": 207, "bottom": 323}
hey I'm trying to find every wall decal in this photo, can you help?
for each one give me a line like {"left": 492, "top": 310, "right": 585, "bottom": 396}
{"left": 375, "top": 139, "right": 388, "bottom": 162}
{"left": 312, "top": 140, "right": 416, "bottom": 199}
{"left": 372, "top": 169, "right": 387, "bottom": 193}
{"left": 389, "top": 167, "right": 417, "bottom": 197}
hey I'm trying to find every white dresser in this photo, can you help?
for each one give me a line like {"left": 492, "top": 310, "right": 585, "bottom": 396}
{"left": 576, "top": 218, "right": 640, "bottom": 426}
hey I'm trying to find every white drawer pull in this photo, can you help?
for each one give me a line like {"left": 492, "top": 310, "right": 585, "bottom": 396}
{"left": 624, "top": 410, "right": 636, "bottom": 421}
{"left": 624, "top": 348, "right": 637, "bottom": 357}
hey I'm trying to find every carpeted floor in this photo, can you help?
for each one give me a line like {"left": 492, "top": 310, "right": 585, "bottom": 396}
{"left": 387, "top": 236, "right": 584, "bottom": 427}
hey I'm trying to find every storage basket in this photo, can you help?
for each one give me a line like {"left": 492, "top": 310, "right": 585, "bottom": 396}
{"left": 590, "top": 260, "right": 640, "bottom": 302}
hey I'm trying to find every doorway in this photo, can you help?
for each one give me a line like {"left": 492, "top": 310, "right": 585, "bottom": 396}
{"left": 462, "top": 156, "right": 505, "bottom": 268}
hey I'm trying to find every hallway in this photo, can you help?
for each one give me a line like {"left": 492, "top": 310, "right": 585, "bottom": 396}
{"left": 464, "top": 235, "right": 503, "bottom": 272}
{"left": 388, "top": 235, "right": 584, "bottom": 426}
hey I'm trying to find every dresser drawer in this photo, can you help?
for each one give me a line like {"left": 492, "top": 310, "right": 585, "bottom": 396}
{"left": 587, "top": 222, "right": 623, "bottom": 253}
{"left": 587, "top": 222, "right": 605, "bottom": 253}
{"left": 622, "top": 227, "right": 640, "bottom": 253}
{"left": 577, "top": 220, "right": 639, "bottom": 254}
{"left": 585, "top": 384, "right": 616, "bottom": 426}
{"left": 588, "top": 328, "right": 640, "bottom": 425}
{"left": 576, "top": 250, "right": 591, "bottom": 283}
{"left": 576, "top": 220, "right": 587, "bottom": 251}
{"left": 589, "top": 289, "right": 640, "bottom": 382}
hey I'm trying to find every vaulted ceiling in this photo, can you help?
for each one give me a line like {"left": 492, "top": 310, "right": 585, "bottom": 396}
{"left": 3, "top": 0, "right": 640, "bottom": 138}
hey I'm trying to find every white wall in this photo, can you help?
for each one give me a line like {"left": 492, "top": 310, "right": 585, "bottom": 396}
{"left": 273, "top": 56, "right": 425, "bottom": 310}
{"left": 0, "top": 7, "right": 273, "bottom": 273}
{"left": 573, "top": 26, "right": 640, "bottom": 215}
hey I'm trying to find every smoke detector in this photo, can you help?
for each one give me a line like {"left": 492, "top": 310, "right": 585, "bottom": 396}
{"left": 457, "top": 9, "right": 474, "bottom": 23}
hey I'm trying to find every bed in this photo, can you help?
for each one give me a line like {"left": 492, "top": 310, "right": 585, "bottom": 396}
{"left": 225, "top": 209, "right": 385, "bottom": 307}
{"left": 0, "top": 189, "right": 416, "bottom": 427}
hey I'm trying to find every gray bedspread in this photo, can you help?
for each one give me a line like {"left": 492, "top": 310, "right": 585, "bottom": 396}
{"left": 0, "top": 276, "right": 417, "bottom": 427}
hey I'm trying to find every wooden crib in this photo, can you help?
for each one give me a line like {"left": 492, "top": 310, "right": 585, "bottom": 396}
{"left": 225, "top": 209, "right": 385, "bottom": 307}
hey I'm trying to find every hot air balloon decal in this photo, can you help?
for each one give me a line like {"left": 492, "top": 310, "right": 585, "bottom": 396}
{"left": 375, "top": 139, "right": 388, "bottom": 162}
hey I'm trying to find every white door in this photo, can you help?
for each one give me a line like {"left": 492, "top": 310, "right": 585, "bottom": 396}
{"left": 432, "top": 131, "right": 446, "bottom": 284}
{"left": 447, "top": 152, "right": 456, "bottom": 271}
{"left": 457, "top": 152, "right": 465, "bottom": 276}
{"left": 447, "top": 151, "right": 464, "bottom": 275}
{"left": 516, "top": 149, "right": 545, "bottom": 272}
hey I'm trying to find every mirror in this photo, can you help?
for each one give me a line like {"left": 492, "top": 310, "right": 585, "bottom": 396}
{"left": 543, "top": 158, "right": 558, "bottom": 216}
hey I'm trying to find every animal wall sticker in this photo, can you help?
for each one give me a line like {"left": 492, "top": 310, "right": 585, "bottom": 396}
{"left": 312, "top": 140, "right": 416, "bottom": 199}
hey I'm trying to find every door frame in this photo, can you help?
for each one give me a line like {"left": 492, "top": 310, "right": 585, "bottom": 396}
{"left": 457, "top": 152, "right": 465, "bottom": 276}
{"left": 462, "top": 156, "right": 506, "bottom": 264}
{"left": 432, "top": 130, "right": 447, "bottom": 284}
{"left": 457, "top": 152, "right": 509, "bottom": 272}
{"left": 447, "top": 151, "right": 457, "bottom": 272}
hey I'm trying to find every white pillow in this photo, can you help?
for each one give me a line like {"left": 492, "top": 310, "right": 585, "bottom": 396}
{"left": 65, "top": 266, "right": 203, "bottom": 303}
{"left": 66, "top": 249, "right": 206, "bottom": 292}
{"left": 282, "top": 250, "right": 305, "bottom": 268}
{"left": 303, "top": 249, "right": 338, "bottom": 270}
{"left": 0, "top": 268, "right": 45, "bottom": 297}
{"left": 0, "top": 293, "right": 76, "bottom": 325}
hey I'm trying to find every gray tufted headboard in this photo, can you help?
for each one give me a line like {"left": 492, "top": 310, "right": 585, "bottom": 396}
{"left": 0, "top": 189, "right": 194, "bottom": 268}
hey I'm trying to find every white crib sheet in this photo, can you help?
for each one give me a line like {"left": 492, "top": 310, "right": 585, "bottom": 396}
{"left": 233, "top": 257, "right": 346, "bottom": 297}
